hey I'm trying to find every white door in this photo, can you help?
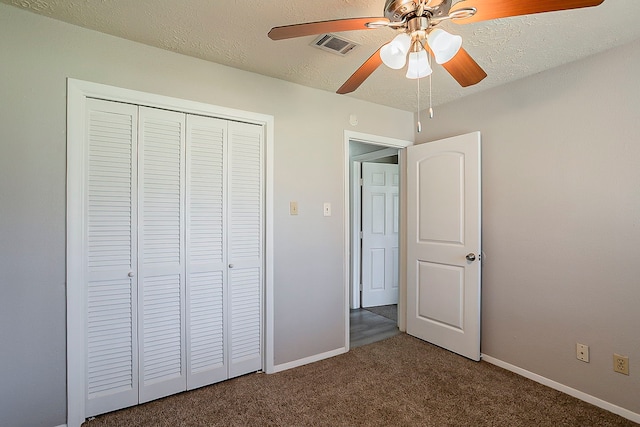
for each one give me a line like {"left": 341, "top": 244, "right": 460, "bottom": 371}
{"left": 361, "top": 162, "right": 399, "bottom": 308}
{"left": 406, "top": 132, "right": 481, "bottom": 361}
{"left": 227, "top": 121, "right": 263, "bottom": 378}
{"left": 185, "top": 115, "right": 229, "bottom": 389}
{"left": 185, "top": 117, "right": 264, "bottom": 385}
{"left": 137, "top": 106, "right": 187, "bottom": 403}
{"left": 81, "top": 100, "right": 264, "bottom": 418}
{"left": 84, "top": 99, "right": 139, "bottom": 417}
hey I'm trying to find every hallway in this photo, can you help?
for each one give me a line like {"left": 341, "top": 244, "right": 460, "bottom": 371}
{"left": 349, "top": 305, "right": 399, "bottom": 349}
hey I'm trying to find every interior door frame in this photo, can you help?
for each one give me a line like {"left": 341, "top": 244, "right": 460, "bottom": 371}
{"left": 343, "top": 131, "right": 412, "bottom": 350}
{"left": 352, "top": 151, "right": 400, "bottom": 309}
{"left": 66, "top": 79, "right": 275, "bottom": 427}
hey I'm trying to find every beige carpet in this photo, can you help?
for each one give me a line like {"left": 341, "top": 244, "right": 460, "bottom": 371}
{"left": 84, "top": 334, "right": 637, "bottom": 427}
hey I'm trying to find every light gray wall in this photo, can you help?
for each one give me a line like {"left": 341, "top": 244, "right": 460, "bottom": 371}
{"left": 416, "top": 39, "right": 640, "bottom": 415}
{"left": 0, "top": 4, "right": 414, "bottom": 426}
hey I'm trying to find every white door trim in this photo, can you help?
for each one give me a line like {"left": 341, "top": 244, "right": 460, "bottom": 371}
{"left": 343, "top": 131, "right": 412, "bottom": 350}
{"left": 351, "top": 160, "right": 362, "bottom": 309}
{"left": 350, "top": 151, "right": 400, "bottom": 311}
{"left": 66, "top": 79, "right": 274, "bottom": 427}
{"left": 352, "top": 147, "right": 400, "bottom": 162}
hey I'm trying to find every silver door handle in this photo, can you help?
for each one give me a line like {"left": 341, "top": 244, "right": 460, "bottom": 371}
{"left": 466, "top": 253, "right": 476, "bottom": 262}
{"left": 228, "top": 264, "right": 234, "bottom": 268}
{"left": 128, "top": 271, "right": 135, "bottom": 277}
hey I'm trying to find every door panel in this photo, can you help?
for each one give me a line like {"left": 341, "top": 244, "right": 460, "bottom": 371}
{"left": 361, "top": 163, "right": 400, "bottom": 307}
{"left": 229, "top": 267, "right": 262, "bottom": 377}
{"left": 138, "top": 107, "right": 187, "bottom": 402}
{"left": 227, "top": 121, "right": 263, "bottom": 377}
{"left": 407, "top": 132, "right": 481, "bottom": 361}
{"left": 417, "top": 261, "right": 464, "bottom": 330}
{"left": 84, "top": 99, "right": 139, "bottom": 417}
{"left": 418, "top": 153, "right": 464, "bottom": 244}
{"left": 185, "top": 115, "right": 228, "bottom": 389}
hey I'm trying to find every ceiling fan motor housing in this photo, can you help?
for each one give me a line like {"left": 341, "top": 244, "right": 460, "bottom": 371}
{"left": 384, "top": 0, "right": 452, "bottom": 22}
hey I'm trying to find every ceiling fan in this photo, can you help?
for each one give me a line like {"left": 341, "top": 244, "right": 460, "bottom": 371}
{"left": 268, "top": 0, "right": 606, "bottom": 95}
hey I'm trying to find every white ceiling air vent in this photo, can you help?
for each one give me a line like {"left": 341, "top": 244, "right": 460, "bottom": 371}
{"left": 311, "top": 34, "right": 359, "bottom": 56}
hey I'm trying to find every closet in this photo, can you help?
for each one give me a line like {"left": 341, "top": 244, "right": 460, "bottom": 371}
{"left": 83, "top": 98, "right": 263, "bottom": 417}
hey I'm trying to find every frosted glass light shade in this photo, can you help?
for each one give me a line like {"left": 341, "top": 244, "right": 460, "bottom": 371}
{"left": 427, "top": 29, "right": 462, "bottom": 64}
{"left": 405, "top": 49, "right": 432, "bottom": 79}
{"left": 380, "top": 33, "right": 411, "bottom": 69}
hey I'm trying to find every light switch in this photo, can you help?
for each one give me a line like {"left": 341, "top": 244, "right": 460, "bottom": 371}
{"left": 323, "top": 202, "right": 331, "bottom": 217}
{"left": 290, "top": 201, "right": 298, "bottom": 215}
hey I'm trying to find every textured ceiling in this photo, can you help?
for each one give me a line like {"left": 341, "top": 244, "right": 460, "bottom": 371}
{"left": 4, "top": 0, "right": 640, "bottom": 111}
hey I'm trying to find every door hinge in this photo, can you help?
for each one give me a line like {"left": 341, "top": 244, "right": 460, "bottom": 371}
{"left": 359, "top": 282, "right": 363, "bottom": 291}
{"left": 359, "top": 231, "right": 363, "bottom": 239}
{"left": 359, "top": 178, "right": 363, "bottom": 186}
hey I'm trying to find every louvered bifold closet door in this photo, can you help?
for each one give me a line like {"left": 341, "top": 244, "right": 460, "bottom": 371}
{"left": 84, "top": 99, "right": 139, "bottom": 417}
{"left": 185, "top": 115, "right": 229, "bottom": 389}
{"left": 227, "top": 121, "right": 264, "bottom": 378}
{"left": 137, "top": 107, "right": 187, "bottom": 403}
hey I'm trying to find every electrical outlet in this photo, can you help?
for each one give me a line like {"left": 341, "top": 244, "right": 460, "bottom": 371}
{"left": 613, "top": 354, "right": 629, "bottom": 375}
{"left": 576, "top": 343, "right": 589, "bottom": 363}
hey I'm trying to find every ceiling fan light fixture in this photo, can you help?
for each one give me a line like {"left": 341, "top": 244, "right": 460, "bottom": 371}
{"left": 427, "top": 28, "right": 462, "bottom": 64}
{"left": 380, "top": 33, "right": 411, "bottom": 69}
{"left": 405, "top": 49, "right": 432, "bottom": 79}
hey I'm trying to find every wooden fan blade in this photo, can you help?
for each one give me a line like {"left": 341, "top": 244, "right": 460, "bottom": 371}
{"left": 440, "top": 48, "right": 487, "bottom": 87}
{"left": 268, "top": 17, "right": 389, "bottom": 40}
{"left": 451, "top": 0, "right": 604, "bottom": 24}
{"left": 336, "top": 47, "right": 384, "bottom": 94}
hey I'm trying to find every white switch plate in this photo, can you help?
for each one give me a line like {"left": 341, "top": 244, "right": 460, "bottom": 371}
{"left": 323, "top": 202, "right": 331, "bottom": 217}
{"left": 576, "top": 343, "right": 589, "bottom": 363}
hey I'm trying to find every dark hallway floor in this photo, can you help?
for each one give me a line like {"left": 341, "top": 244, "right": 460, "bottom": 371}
{"left": 349, "top": 305, "right": 399, "bottom": 349}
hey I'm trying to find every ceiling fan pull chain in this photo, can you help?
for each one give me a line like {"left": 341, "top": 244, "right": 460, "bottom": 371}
{"left": 416, "top": 75, "right": 422, "bottom": 133}
{"left": 428, "top": 52, "right": 434, "bottom": 119}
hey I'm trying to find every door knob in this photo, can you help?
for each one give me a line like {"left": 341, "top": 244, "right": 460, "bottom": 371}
{"left": 228, "top": 264, "right": 234, "bottom": 268}
{"left": 128, "top": 271, "right": 135, "bottom": 277}
{"left": 466, "top": 253, "right": 476, "bottom": 262}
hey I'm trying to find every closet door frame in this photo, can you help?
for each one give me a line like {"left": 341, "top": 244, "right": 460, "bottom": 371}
{"left": 66, "top": 78, "right": 275, "bottom": 427}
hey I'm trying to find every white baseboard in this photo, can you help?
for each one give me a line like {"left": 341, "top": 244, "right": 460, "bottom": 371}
{"left": 481, "top": 354, "right": 640, "bottom": 424}
{"left": 271, "top": 347, "right": 347, "bottom": 373}
{"left": 54, "top": 424, "right": 68, "bottom": 427}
